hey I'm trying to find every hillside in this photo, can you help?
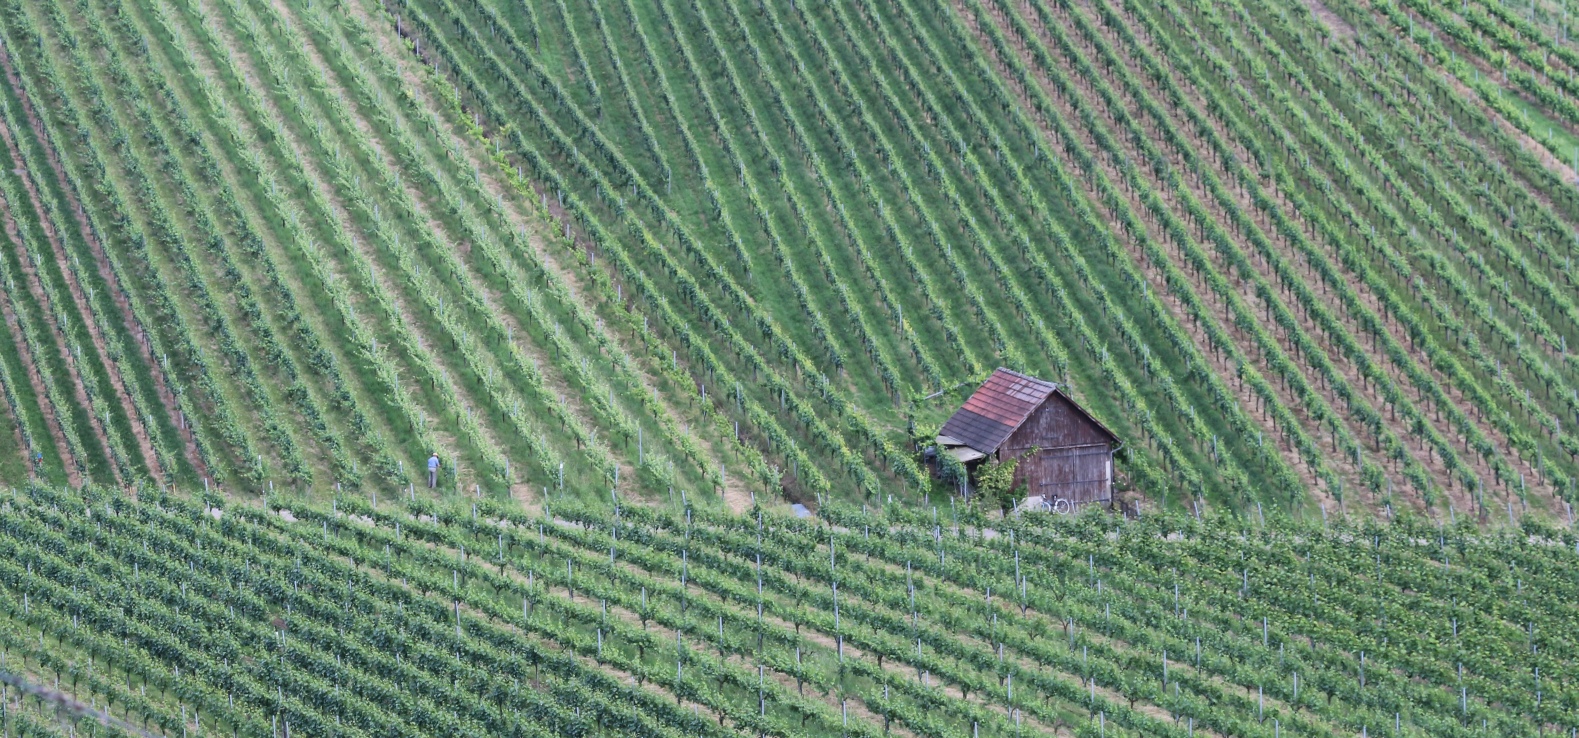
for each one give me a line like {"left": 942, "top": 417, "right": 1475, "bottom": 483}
{"left": 4, "top": 0, "right": 1579, "bottom": 733}
{"left": 1, "top": 484, "right": 1574, "bottom": 737}
{"left": 0, "top": 0, "right": 1578, "bottom": 517}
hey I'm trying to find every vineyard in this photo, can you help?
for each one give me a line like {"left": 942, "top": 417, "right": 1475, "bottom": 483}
{"left": 4, "top": 0, "right": 1579, "bottom": 732}
{"left": 0, "top": 0, "right": 1573, "bottom": 518}
{"left": 0, "top": 484, "right": 1573, "bottom": 737}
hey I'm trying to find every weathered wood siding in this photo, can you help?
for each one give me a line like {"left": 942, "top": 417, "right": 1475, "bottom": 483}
{"left": 1001, "top": 393, "right": 1113, "bottom": 505}
{"left": 1009, "top": 445, "right": 1111, "bottom": 504}
{"left": 1003, "top": 393, "right": 1112, "bottom": 450}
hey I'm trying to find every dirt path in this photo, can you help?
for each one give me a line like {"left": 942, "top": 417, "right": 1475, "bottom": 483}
{"left": 53, "top": 0, "right": 297, "bottom": 490}
{"left": 1306, "top": 0, "right": 1357, "bottom": 38}
{"left": 1364, "top": 0, "right": 1579, "bottom": 192}
{"left": 1087, "top": 0, "right": 1509, "bottom": 514}
{"left": 1073, "top": 0, "right": 1544, "bottom": 511}
{"left": 0, "top": 71, "right": 160, "bottom": 485}
{"left": 270, "top": 0, "right": 621, "bottom": 493}
{"left": 397, "top": 509, "right": 1038, "bottom": 736}
{"left": 1021, "top": 0, "right": 1400, "bottom": 497}
{"left": 1346, "top": 0, "right": 1579, "bottom": 304}
{"left": 0, "top": 150, "right": 94, "bottom": 488}
{"left": 262, "top": 511, "right": 720, "bottom": 733}
{"left": 349, "top": 0, "right": 753, "bottom": 510}
{"left": 950, "top": 0, "right": 1330, "bottom": 497}
{"left": 0, "top": 135, "right": 122, "bottom": 488}
{"left": 1418, "top": 0, "right": 1579, "bottom": 142}
{"left": 575, "top": 568, "right": 926, "bottom": 738}
{"left": 508, "top": 515, "right": 1049, "bottom": 736}
{"left": 1050, "top": 0, "right": 1502, "bottom": 508}
{"left": 188, "top": 0, "right": 504, "bottom": 479}
{"left": 0, "top": 226, "right": 77, "bottom": 485}
{"left": 810, "top": 535, "right": 1363, "bottom": 738}
{"left": 289, "top": 510, "right": 862, "bottom": 738}
{"left": 1, "top": 388, "right": 24, "bottom": 472}
{"left": 127, "top": 0, "right": 425, "bottom": 488}
{"left": 1218, "top": 0, "right": 1564, "bottom": 506}
{"left": 770, "top": 531, "right": 1221, "bottom": 735}
{"left": 0, "top": 668, "right": 166, "bottom": 738}
{"left": 535, "top": 516, "right": 1083, "bottom": 736}
{"left": 0, "top": 45, "right": 207, "bottom": 484}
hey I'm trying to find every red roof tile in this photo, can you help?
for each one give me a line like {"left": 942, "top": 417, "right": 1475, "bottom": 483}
{"left": 939, "top": 368, "right": 1058, "bottom": 454}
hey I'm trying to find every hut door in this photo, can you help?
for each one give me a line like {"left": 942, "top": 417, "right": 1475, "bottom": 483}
{"left": 1033, "top": 445, "right": 1112, "bottom": 505}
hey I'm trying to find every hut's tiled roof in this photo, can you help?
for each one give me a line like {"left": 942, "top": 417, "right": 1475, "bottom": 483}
{"left": 939, "top": 368, "right": 1057, "bottom": 454}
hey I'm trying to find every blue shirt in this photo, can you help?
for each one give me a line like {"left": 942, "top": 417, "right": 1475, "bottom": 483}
{"left": 428, "top": 456, "right": 439, "bottom": 471}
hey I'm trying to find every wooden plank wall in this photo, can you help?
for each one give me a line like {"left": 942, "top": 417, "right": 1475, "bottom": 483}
{"left": 1013, "top": 445, "right": 1111, "bottom": 503}
{"left": 1003, "top": 393, "right": 1113, "bottom": 504}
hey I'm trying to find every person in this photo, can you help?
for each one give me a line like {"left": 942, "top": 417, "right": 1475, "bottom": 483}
{"left": 428, "top": 452, "right": 440, "bottom": 489}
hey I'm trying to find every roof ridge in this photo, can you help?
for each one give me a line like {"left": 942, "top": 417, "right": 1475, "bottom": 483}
{"left": 993, "top": 366, "right": 1057, "bottom": 388}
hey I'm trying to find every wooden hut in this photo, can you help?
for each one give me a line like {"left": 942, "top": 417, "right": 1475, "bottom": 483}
{"left": 935, "top": 368, "right": 1119, "bottom": 508}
